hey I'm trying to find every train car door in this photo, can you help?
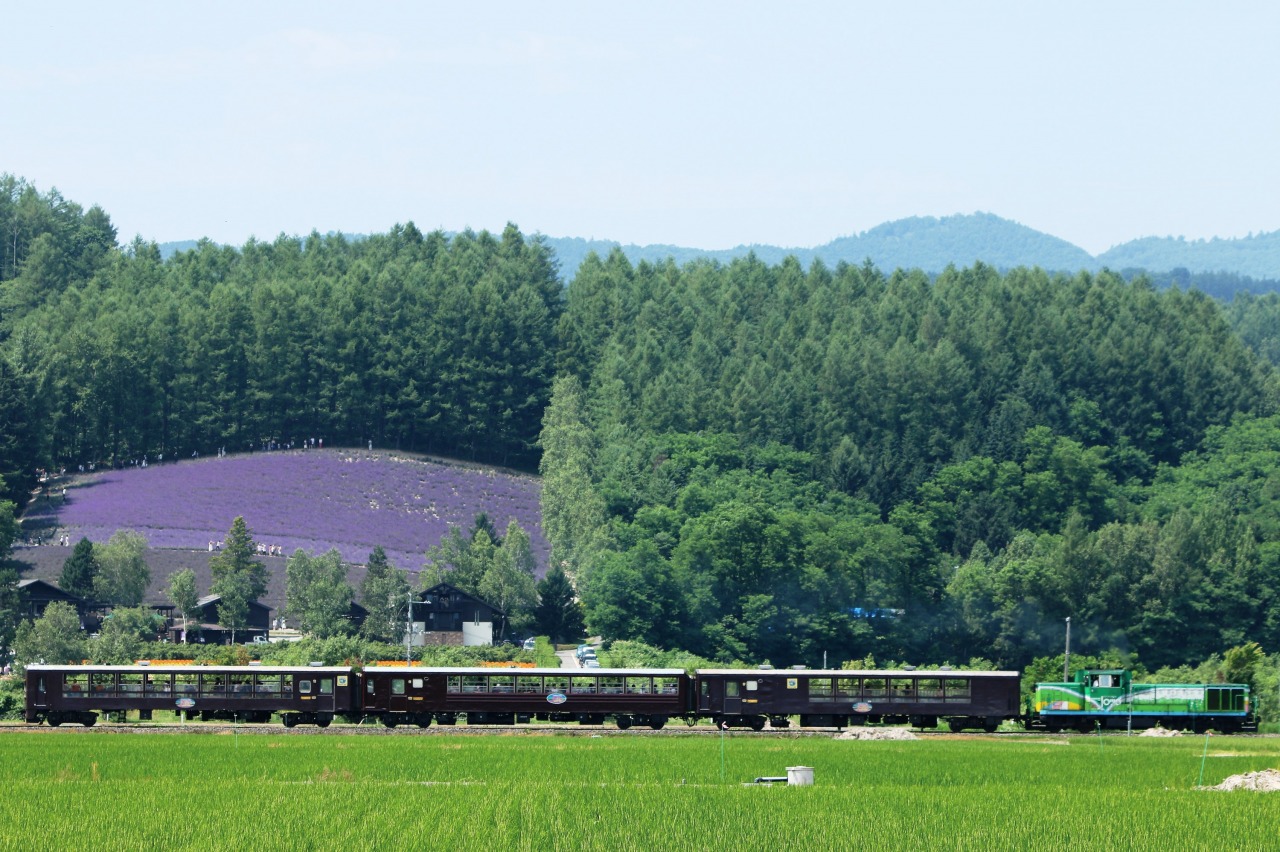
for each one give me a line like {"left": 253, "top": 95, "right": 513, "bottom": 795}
{"left": 723, "top": 679, "right": 743, "bottom": 714}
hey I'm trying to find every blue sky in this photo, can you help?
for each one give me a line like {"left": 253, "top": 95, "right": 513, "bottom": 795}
{"left": 5, "top": 3, "right": 1278, "bottom": 255}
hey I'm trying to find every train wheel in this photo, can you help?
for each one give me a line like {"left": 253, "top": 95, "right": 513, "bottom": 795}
{"left": 948, "top": 720, "right": 966, "bottom": 733}
{"left": 316, "top": 717, "right": 332, "bottom": 729}
{"left": 650, "top": 717, "right": 667, "bottom": 730}
{"left": 616, "top": 716, "right": 633, "bottom": 730}
{"left": 47, "top": 714, "right": 62, "bottom": 727}
{"left": 749, "top": 717, "right": 766, "bottom": 732}
{"left": 382, "top": 716, "right": 398, "bottom": 729}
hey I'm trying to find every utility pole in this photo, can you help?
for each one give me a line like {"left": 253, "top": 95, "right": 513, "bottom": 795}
{"left": 1064, "top": 617, "right": 1071, "bottom": 681}
{"left": 405, "top": 591, "right": 415, "bottom": 665}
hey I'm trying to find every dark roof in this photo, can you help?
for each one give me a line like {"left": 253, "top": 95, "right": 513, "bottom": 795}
{"left": 197, "top": 594, "right": 272, "bottom": 613}
{"left": 16, "top": 578, "right": 84, "bottom": 602}
{"left": 10, "top": 545, "right": 377, "bottom": 615}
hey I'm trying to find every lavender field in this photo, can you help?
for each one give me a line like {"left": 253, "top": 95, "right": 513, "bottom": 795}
{"left": 26, "top": 449, "right": 547, "bottom": 574}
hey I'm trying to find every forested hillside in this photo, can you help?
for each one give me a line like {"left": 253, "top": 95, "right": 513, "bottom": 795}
{"left": 7, "top": 174, "right": 1280, "bottom": 672}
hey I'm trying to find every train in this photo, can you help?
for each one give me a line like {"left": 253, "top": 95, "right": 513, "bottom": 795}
{"left": 23, "top": 662, "right": 1255, "bottom": 732}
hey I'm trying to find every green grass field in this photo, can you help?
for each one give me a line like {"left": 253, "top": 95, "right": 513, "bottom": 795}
{"left": 1, "top": 731, "right": 1278, "bottom": 850}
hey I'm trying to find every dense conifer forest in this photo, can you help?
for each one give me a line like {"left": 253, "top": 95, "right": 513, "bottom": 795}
{"left": 6, "top": 173, "right": 1280, "bottom": 673}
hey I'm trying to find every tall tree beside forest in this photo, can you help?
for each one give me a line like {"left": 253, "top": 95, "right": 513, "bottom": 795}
{"left": 359, "top": 545, "right": 408, "bottom": 644}
{"left": 58, "top": 538, "right": 98, "bottom": 600}
{"left": 208, "top": 516, "right": 266, "bottom": 643}
{"left": 0, "top": 496, "right": 20, "bottom": 655}
{"left": 538, "top": 375, "right": 609, "bottom": 578}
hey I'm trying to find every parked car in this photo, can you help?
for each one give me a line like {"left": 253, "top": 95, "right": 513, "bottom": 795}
{"left": 522, "top": 638, "right": 536, "bottom": 651}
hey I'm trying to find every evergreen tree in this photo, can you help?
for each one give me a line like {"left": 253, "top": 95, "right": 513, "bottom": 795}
{"left": 0, "top": 497, "right": 19, "bottom": 656}
{"left": 359, "top": 545, "right": 408, "bottom": 644}
{"left": 533, "top": 564, "right": 585, "bottom": 644}
{"left": 208, "top": 516, "right": 266, "bottom": 642}
{"left": 58, "top": 538, "right": 98, "bottom": 600}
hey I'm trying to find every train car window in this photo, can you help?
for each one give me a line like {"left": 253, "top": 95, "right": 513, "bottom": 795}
{"left": 517, "top": 676, "right": 542, "bottom": 694}
{"left": 64, "top": 673, "right": 88, "bottom": 697}
{"left": 809, "top": 679, "right": 833, "bottom": 701}
{"left": 145, "top": 673, "right": 172, "bottom": 694}
{"left": 545, "top": 676, "right": 569, "bottom": 695}
{"left": 570, "top": 677, "right": 596, "bottom": 695}
{"left": 299, "top": 680, "right": 312, "bottom": 695}
{"left": 655, "top": 677, "right": 678, "bottom": 695}
{"left": 201, "top": 674, "right": 228, "bottom": 696}
{"left": 175, "top": 673, "right": 198, "bottom": 694}
{"left": 726, "top": 682, "right": 740, "bottom": 698}
{"left": 447, "top": 676, "right": 462, "bottom": 694}
{"left": 944, "top": 678, "right": 970, "bottom": 700}
{"left": 626, "top": 677, "right": 652, "bottom": 695}
{"left": 918, "top": 679, "right": 943, "bottom": 702}
{"left": 836, "top": 678, "right": 859, "bottom": 699}
{"left": 255, "top": 675, "right": 280, "bottom": 696}
{"left": 119, "top": 673, "right": 144, "bottom": 695}
{"left": 490, "top": 676, "right": 514, "bottom": 694}
{"left": 392, "top": 679, "right": 406, "bottom": 696}
{"left": 367, "top": 678, "right": 376, "bottom": 694}
{"left": 37, "top": 676, "right": 46, "bottom": 695}
{"left": 745, "top": 681, "right": 758, "bottom": 692}
{"left": 412, "top": 678, "right": 424, "bottom": 690}
{"left": 600, "top": 677, "right": 624, "bottom": 695}
{"left": 230, "top": 674, "right": 254, "bottom": 695}
{"left": 891, "top": 679, "right": 914, "bottom": 698}
{"left": 462, "top": 676, "right": 487, "bottom": 694}
{"left": 92, "top": 672, "right": 116, "bottom": 696}
{"left": 863, "top": 678, "right": 886, "bottom": 698}
{"left": 319, "top": 679, "right": 333, "bottom": 696}
{"left": 282, "top": 674, "right": 294, "bottom": 695}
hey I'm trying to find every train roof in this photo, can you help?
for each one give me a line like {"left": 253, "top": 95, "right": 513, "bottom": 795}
{"left": 695, "top": 668, "right": 1021, "bottom": 677}
{"left": 365, "top": 667, "right": 688, "bottom": 676}
{"left": 25, "top": 664, "right": 353, "bottom": 674}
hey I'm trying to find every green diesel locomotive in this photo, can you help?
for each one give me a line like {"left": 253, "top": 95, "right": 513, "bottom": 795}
{"left": 1033, "top": 668, "right": 1254, "bottom": 733}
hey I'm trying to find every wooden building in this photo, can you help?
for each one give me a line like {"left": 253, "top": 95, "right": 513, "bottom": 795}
{"left": 411, "top": 583, "right": 503, "bottom": 647}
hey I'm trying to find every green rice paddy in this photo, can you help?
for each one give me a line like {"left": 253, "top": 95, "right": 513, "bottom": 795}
{"left": 1, "top": 731, "right": 1277, "bottom": 850}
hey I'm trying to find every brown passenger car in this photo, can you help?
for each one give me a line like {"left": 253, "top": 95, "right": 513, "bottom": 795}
{"left": 695, "top": 668, "right": 1023, "bottom": 731}
{"left": 362, "top": 666, "right": 692, "bottom": 729}
{"left": 25, "top": 664, "right": 357, "bottom": 727}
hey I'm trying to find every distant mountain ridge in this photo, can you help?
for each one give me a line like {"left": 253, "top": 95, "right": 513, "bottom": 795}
{"left": 158, "top": 213, "right": 1280, "bottom": 285}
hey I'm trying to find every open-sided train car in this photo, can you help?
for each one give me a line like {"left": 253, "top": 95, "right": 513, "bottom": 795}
{"left": 24, "top": 664, "right": 358, "bottom": 727}
{"left": 1033, "top": 668, "right": 1255, "bottom": 733}
{"left": 695, "top": 668, "right": 1024, "bottom": 731}
{"left": 362, "top": 666, "right": 691, "bottom": 729}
